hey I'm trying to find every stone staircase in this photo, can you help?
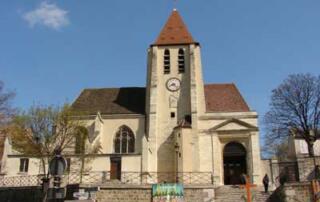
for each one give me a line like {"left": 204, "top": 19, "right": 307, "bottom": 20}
{"left": 215, "top": 185, "right": 272, "bottom": 202}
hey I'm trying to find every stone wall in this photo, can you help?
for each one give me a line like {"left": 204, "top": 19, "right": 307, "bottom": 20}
{"left": 297, "top": 156, "right": 320, "bottom": 181}
{"left": 261, "top": 159, "right": 280, "bottom": 189}
{"left": 283, "top": 182, "right": 312, "bottom": 202}
{"left": 95, "top": 185, "right": 214, "bottom": 202}
{"left": 268, "top": 182, "right": 313, "bottom": 202}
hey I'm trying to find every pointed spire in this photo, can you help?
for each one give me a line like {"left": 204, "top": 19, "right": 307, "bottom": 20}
{"left": 154, "top": 9, "right": 195, "bottom": 45}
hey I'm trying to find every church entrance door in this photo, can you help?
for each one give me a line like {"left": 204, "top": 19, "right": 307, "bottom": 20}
{"left": 110, "top": 157, "right": 121, "bottom": 180}
{"left": 223, "top": 142, "right": 247, "bottom": 185}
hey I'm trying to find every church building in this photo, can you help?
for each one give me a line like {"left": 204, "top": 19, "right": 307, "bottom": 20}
{"left": 3, "top": 10, "right": 263, "bottom": 186}
{"left": 70, "top": 9, "right": 263, "bottom": 185}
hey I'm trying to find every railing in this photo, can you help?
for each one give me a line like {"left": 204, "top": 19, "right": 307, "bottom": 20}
{"left": 0, "top": 174, "right": 44, "bottom": 187}
{"left": 66, "top": 171, "right": 213, "bottom": 185}
{"left": 0, "top": 172, "right": 214, "bottom": 187}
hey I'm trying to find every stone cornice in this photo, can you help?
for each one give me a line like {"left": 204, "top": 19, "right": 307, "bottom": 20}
{"left": 70, "top": 114, "right": 145, "bottom": 120}
{"left": 199, "top": 112, "right": 258, "bottom": 120}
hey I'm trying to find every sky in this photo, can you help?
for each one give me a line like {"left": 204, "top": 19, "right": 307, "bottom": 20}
{"left": 1, "top": 0, "right": 320, "bottom": 139}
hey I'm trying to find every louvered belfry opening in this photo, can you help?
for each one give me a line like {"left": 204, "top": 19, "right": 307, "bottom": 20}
{"left": 164, "top": 49, "right": 170, "bottom": 74}
{"left": 178, "top": 48, "right": 185, "bottom": 73}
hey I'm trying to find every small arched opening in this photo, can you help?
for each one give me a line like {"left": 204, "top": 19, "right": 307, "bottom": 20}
{"left": 178, "top": 48, "right": 185, "bottom": 73}
{"left": 164, "top": 49, "right": 170, "bottom": 74}
{"left": 223, "top": 141, "right": 247, "bottom": 185}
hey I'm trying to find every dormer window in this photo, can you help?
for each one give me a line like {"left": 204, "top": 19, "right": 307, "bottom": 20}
{"left": 178, "top": 49, "right": 185, "bottom": 73}
{"left": 164, "top": 49, "right": 170, "bottom": 74}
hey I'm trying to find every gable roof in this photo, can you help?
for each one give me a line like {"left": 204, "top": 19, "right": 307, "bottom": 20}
{"left": 154, "top": 9, "right": 196, "bottom": 46}
{"left": 71, "top": 87, "right": 146, "bottom": 115}
{"left": 204, "top": 84, "right": 250, "bottom": 112}
{"left": 209, "top": 118, "right": 258, "bottom": 132}
{"left": 71, "top": 83, "right": 250, "bottom": 116}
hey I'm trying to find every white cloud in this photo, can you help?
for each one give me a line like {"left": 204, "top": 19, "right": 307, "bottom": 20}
{"left": 23, "top": 2, "right": 69, "bottom": 30}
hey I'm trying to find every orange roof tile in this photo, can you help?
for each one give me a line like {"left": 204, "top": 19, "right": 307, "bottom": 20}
{"left": 204, "top": 84, "right": 250, "bottom": 112}
{"left": 154, "top": 9, "right": 195, "bottom": 45}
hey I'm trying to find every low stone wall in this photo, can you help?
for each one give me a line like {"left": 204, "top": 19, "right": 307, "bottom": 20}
{"left": 269, "top": 182, "right": 312, "bottom": 202}
{"left": 297, "top": 156, "right": 320, "bottom": 181}
{"left": 95, "top": 185, "right": 214, "bottom": 202}
{"left": 284, "top": 182, "right": 312, "bottom": 202}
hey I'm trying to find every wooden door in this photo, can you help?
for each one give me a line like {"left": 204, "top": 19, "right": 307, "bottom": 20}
{"left": 110, "top": 158, "right": 121, "bottom": 180}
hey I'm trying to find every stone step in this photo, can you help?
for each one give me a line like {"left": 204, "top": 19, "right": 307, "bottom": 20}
{"left": 215, "top": 186, "right": 272, "bottom": 202}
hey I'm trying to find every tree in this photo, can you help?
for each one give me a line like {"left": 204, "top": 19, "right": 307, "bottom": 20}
{"left": 264, "top": 73, "right": 320, "bottom": 157}
{"left": 0, "top": 81, "right": 15, "bottom": 127}
{"left": 8, "top": 104, "right": 87, "bottom": 177}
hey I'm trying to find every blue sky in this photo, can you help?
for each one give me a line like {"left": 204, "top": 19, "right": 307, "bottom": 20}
{"left": 1, "top": 0, "right": 320, "bottom": 130}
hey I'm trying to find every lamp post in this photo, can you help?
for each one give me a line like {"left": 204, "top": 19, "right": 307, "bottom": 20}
{"left": 174, "top": 142, "right": 180, "bottom": 183}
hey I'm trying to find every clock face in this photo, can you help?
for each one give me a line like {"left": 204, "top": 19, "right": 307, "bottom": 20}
{"left": 166, "top": 78, "right": 181, "bottom": 92}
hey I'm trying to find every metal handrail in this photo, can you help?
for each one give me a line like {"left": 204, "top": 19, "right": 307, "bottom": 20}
{"left": 0, "top": 171, "right": 214, "bottom": 187}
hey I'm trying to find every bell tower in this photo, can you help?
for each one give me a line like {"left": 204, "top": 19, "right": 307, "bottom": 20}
{"left": 143, "top": 9, "right": 206, "bottom": 173}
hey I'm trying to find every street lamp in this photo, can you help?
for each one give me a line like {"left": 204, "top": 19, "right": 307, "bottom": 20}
{"left": 174, "top": 142, "right": 180, "bottom": 183}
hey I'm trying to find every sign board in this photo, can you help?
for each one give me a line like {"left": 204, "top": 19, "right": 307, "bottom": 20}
{"left": 49, "top": 155, "right": 67, "bottom": 176}
{"left": 73, "top": 188, "right": 98, "bottom": 200}
{"left": 73, "top": 192, "right": 89, "bottom": 200}
{"left": 152, "top": 183, "right": 184, "bottom": 202}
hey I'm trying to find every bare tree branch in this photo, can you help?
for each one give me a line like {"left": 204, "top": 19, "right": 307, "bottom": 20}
{"left": 0, "top": 81, "right": 15, "bottom": 127}
{"left": 8, "top": 104, "right": 89, "bottom": 175}
{"left": 264, "top": 73, "right": 320, "bottom": 157}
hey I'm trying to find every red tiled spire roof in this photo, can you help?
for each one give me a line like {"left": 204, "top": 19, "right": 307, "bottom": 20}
{"left": 154, "top": 9, "right": 195, "bottom": 45}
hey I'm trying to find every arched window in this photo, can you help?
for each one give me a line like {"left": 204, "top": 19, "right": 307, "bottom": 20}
{"left": 178, "top": 49, "right": 185, "bottom": 73}
{"left": 164, "top": 49, "right": 170, "bottom": 74}
{"left": 75, "top": 126, "right": 88, "bottom": 154}
{"left": 114, "top": 125, "right": 135, "bottom": 154}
